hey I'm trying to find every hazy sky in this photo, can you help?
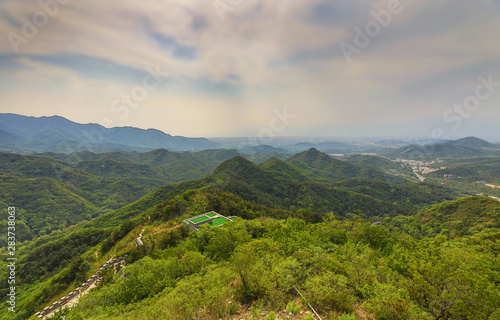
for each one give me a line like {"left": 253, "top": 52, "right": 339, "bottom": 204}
{"left": 1, "top": 0, "right": 500, "bottom": 139}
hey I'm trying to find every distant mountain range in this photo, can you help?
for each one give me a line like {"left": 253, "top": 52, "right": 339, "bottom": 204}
{"left": 0, "top": 113, "right": 220, "bottom": 153}
{"left": 381, "top": 137, "right": 500, "bottom": 160}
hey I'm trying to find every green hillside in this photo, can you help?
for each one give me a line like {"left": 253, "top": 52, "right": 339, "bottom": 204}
{"left": 346, "top": 154, "right": 415, "bottom": 178}
{"left": 427, "top": 156, "right": 500, "bottom": 184}
{"left": 287, "top": 148, "right": 405, "bottom": 184}
{"left": 2, "top": 149, "right": 495, "bottom": 320}
{"left": 38, "top": 148, "right": 242, "bottom": 183}
{"left": 258, "top": 157, "right": 310, "bottom": 182}
{"left": 0, "top": 176, "right": 102, "bottom": 238}
{"left": 390, "top": 196, "right": 500, "bottom": 239}
{"left": 82, "top": 154, "right": 458, "bottom": 232}
{"left": 14, "top": 191, "right": 498, "bottom": 320}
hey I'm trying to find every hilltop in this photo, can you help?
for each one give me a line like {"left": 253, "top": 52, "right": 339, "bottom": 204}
{"left": 287, "top": 148, "right": 404, "bottom": 183}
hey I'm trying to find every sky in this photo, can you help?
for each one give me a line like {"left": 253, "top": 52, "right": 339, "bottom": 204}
{"left": 1, "top": 0, "right": 500, "bottom": 140}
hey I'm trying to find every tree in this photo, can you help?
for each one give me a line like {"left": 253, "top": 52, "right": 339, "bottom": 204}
{"left": 75, "top": 260, "right": 91, "bottom": 284}
{"left": 408, "top": 241, "right": 498, "bottom": 319}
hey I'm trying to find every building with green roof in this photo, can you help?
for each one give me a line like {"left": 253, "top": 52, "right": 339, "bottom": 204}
{"left": 182, "top": 211, "right": 236, "bottom": 231}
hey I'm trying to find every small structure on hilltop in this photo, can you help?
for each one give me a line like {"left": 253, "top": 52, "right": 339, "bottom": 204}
{"left": 182, "top": 211, "right": 236, "bottom": 231}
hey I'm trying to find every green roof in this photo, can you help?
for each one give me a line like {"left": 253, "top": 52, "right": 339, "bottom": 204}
{"left": 210, "top": 217, "right": 228, "bottom": 227}
{"left": 206, "top": 212, "right": 217, "bottom": 217}
{"left": 191, "top": 215, "right": 210, "bottom": 224}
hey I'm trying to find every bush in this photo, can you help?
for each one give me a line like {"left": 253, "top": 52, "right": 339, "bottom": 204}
{"left": 265, "top": 311, "right": 276, "bottom": 320}
{"left": 304, "top": 272, "right": 355, "bottom": 313}
{"left": 287, "top": 301, "right": 301, "bottom": 315}
{"left": 338, "top": 314, "right": 356, "bottom": 320}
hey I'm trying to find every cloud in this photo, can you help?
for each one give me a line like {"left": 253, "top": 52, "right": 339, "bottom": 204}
{"left": 0, "top": 0, "right": 499, "bottom": 139}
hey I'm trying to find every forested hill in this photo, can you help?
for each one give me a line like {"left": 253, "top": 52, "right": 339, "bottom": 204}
{"left": 2, "top": 148, "right": 496, "bottom": 320}
{"left": 0, "top": 149, "right": 240, "bottom": 238}
{"left": 346, "top": 154, "right": 414, "bottom": 177}
{"left": 0, "top": 148, "right": 459, "bottom": 241}
{"left": 11, "top": 191, "right": 498, "bottom": 320}
{"left": 427, "top": 156, "right": 500, "bottom": 184}
{"left": 286, "top": 148, "right": 405, "bottom": 183}
{"left": 209, "top": 155, "right": 456, "bottom": 216}
{"left": 38, "top": 148, "right": 240, "bottom": 167}
{"left": 390, "top": 195, "right": 500, "bottom": 238}
{"left": 84, "top": 152, "right": 459, "bottom": 231}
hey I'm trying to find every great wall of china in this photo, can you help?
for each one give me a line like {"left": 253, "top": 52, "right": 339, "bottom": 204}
{"left": 33, "top": 255, "right": 127, "bottom": 319}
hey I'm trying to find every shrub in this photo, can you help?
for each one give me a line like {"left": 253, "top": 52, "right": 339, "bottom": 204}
{"left": 304, "top": 272, "right": 355, "bottom": 313}
{"left": 265, "top": 311, "right": 276, "bottom": 320}
{"left": 287, "top": 301, "right": 301, "bottom": 315}
{"left": 338, "top": 314, "right": 356, "bottom": 320}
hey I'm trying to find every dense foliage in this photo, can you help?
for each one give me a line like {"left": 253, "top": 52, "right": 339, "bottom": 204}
{"left": 0, "top": 175, "right": 101, "bottom": 237}
{"left": 1, "top": 146, "right": 497, "bottom": 320}
{"left": 54, "top": 215, "right": 499, "bottom": 320}
{"left": 389, "top": 196, "right": 500, "bottom": 239}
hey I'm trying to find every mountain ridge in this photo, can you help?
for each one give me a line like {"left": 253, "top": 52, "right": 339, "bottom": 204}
{"left": 0, "top": 113, "right": 220, "bottom": 153}
{"left": 381, "top": 137, "right": 500, "bottom": 160}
